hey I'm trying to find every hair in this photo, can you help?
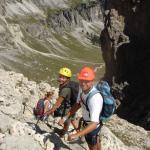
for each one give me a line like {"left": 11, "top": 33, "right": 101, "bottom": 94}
{"left": 45, "top": 91, "right": 54, "bottom": 97}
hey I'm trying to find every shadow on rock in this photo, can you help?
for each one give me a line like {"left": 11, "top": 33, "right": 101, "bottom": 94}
{"left": 26, "top": 122, "right": 47, "bottom": 134}
{"left": 48, "top": 127, "right": 72, "bottom": 150}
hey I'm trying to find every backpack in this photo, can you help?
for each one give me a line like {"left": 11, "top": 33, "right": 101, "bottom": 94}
{"left": 85, "top": 81, "right": 116, "bottom": 122}
{"left": 33, "top": 99, "right": 45, "bottom": 119}
{"left": 66, "top": 81, "right": 79, "bottom": 106}
{"left": 54, "top": 81, "right": 79, "bottom": 117}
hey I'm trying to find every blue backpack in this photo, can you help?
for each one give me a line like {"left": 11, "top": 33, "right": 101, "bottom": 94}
{"left": 85, "top": 81, "right": 116, "bottom": 122}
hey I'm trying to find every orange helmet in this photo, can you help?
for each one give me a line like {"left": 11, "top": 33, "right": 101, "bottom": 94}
{"left": 78, "top": 67, "right": 95, "bottom": 81}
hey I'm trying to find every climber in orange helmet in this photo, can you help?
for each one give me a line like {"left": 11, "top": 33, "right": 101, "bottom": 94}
{"left": 62, "top": 66, "right": 103, "bottom": 150}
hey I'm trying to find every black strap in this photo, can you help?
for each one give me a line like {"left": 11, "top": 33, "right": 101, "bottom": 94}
{"left": 80, "top": 93, "right": 89, "bottom": 111}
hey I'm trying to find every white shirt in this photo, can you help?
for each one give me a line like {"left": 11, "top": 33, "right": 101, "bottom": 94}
{"left": 77, "top": 86, "right": 103, "bottom": 123}
{"left": 44, "top": 100, "right": 51, "bottom": 109}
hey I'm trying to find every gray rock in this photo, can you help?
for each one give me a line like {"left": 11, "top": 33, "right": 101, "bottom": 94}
{"left": 5, "top": 135, "right": 42, "bottom": 150}
{"left": 0, "top": 113, "right": 15, "bottom": 133}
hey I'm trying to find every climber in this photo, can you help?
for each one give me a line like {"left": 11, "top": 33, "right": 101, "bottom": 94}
{"left": 45, "top": 67, "right": 79, "bottom": 137}
{"left": 62, "top": 66, "right": 103, "bottom": 150}
{"left": 33, "top": 91, "right": 54, "bottom": 121}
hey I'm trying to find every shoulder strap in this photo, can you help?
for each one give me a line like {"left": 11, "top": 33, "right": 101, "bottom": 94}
{"left": 83, "top": 89, "right": 100, "bottom": 111}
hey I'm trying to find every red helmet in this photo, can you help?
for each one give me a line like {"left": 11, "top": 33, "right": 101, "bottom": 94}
{"left": 78, "top": 67, "right": 95, "bottom": 81}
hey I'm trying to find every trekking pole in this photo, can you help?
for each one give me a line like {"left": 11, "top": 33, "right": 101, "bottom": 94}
{"left": 36, "top": 118, "right": 40, "bottom": 125}
{"left": 22, "top": 102, "right": 33, "bottom": 114}
{"left": 35, "top": 116, "right": 47, "bottom": 126}
{"left": 22, "top": 103, "right": 56, "bottom": 129}
{"left": 22, "top": 102, "right": 26, "bottom": 114}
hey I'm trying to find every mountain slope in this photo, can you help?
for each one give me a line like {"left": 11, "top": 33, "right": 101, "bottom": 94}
{"left": 0, "top": 0, "right": 104, "bottom": 85}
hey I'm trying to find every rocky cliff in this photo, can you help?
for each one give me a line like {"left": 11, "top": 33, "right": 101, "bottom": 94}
{"left": 0, "top": 0, "right": 150, "bottom": 149}
{"left": 100, "top": 0, "right": 150, "bottom": 130}
{"left": 0, "top": 69, "right": 149, "bottom": 150}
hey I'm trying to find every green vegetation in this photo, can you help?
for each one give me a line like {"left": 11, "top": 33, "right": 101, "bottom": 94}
{"left": 16, "top": 0, "right": 22, "bottom": 3}
{"left": 21, "top": 28, "right": 50, "bottom": 53}
{"left": 5, "top": 7, "right": 104, "bottom": 86}
{"left": 17, "top": 29, "right": 104, "bottom": 86}
{"left": 6, "top": 16, "right": 38, "bottom": 24}
{"left": 25, "top": 38, "right": 49, "bottom": 53}
{"left": 53, "top": 32, "right": 103, "bottom": 63}
{"left": 5, "top": 17, "right": 19, "bottom": 24}
{"left": 47, "top": 8, "right": 63, "bottom": 17}
{"left": 67, "top": 0, "right": 97, "bottom": 8}
{"left": 24, "top": 16, "right": 38, "bottom": 24}
{"left": 67, "top": 0, "right": 81, "bottom": 8}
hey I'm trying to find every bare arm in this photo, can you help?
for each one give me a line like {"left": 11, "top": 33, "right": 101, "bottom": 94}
{"left": 46, "top": 96, "right": 64, "bottom": 115}
{"left": 65, "top": 102, "right": 81, "bottom": 118}
{"left": 57, "top": 102, "right": 81, "bottom": 126}
{"left": 44, "top": 100, "right": 49, "bottom": 113}
{"left": 68, "top": 122, "right": 97, "bottom": 141}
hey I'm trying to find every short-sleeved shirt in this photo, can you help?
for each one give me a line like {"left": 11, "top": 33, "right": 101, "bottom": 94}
{"left": 59, "top": 87, "right": 76, "bottom": 119}
{"left": 59, "top": 87, "right": 71, "bottom": 100}
{"left": 59, "top": 87, "right": 71, "bottom": 108}
{"left": 77, "top": 86, "right": 103, "bottom": 123}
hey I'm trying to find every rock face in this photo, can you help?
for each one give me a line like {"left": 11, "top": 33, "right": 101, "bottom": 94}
{"left": 106, "top": 115, "right": 150, "bottom": 150}
{"left": 46, "top": 2, "right": 103, "bottom": 33}
{"left": 0, "top": 69, "right": 57, "bottom": 150}
{"left": 100, "top": 0, "right": 150, "bottom": 130}
{"left": 0, "top": 69, "right": 149, "bottom": 150}
{"left": 0, "top": 0, "right": 150, "bottom": 149}
{"left": 0, "top": 0, "right": 5, "bottom": 16}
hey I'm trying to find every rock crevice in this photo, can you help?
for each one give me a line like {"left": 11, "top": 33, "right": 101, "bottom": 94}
{"left": 100, "top": 0, "right": 150, "bottom": 130}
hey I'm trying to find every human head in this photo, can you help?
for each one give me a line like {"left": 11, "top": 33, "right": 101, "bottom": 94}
{"left": 58, "top": 67, "right": 72, "bottom": 85}
{"left": 45, "top": 91, "right": 54, "bottom": 100}
{"left": 78, "top": 67, "right": 95, "bottom": 92}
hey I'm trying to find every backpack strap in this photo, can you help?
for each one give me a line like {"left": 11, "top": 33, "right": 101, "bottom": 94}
{"left": 80, "top": 89, "right": 100, "bottom": 112}
{"left": 85, "top": 89, "right": 100, "bottom": 111}
{"left": 80, "top": 89, "right": 102, "bottom": 123}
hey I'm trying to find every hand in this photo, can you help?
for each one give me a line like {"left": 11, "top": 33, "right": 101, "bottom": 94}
{"left": 58, "top": 118, "right": 64, "bottom": 127}
{"left": 45, "top": 110, "right": 53, "bottom": 116}
{"left": 68, "top": 134, "right": 78, "bottom": 141}
{"left": 42, "top": 115, "right": 48, "bottom": 121}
